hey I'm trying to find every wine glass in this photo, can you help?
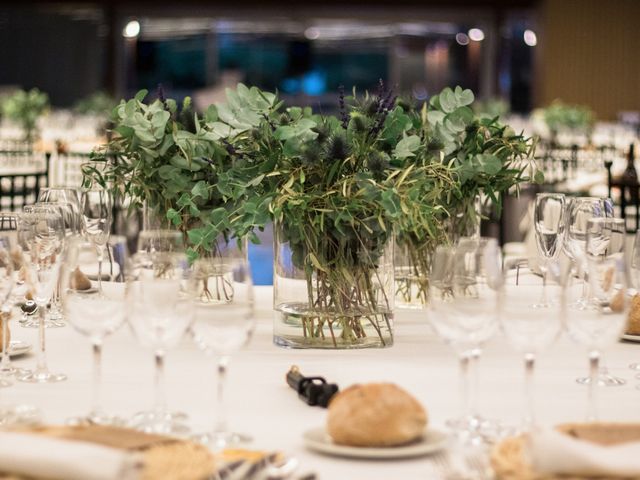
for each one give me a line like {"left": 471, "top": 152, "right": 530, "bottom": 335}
{"left": 16, "top": 205, "right": 67, "bottom": 383}
{"left": 81, "top": 186, "right": 112, "bottom": 295}
{"left": 534, "top": 193, "right": 566, "bottom": 307}
{"left": 563, "top": 197, "right": 605, "bottom": 308}
{"left": 499, "top": 258, "right": 568, "bottom": 431}
{"left": 0, "top": 212, "right": 30, "bottom": 378}
{"left": 189, "top": 258, "right": 255, "bottom": 449}
{"left": 0, "top": 218, "right": 40, "bottom": 424}
{"left": 0, "top": 226, "right": 15, "bottom": 388}
{"left": 428, "top": 237, "right": 502, "bottom": 444}
{"left": 127, "top": 230, "right": 194, "bottom": 434}
{"left": 60, "top": 237, "right": 128, "bottom": 425}
{"left": 37, "top": 188, "right": 83, "bottom": 235}
{"left": 21, "top": 201, "right": 81, "bottom": 329}
{"left": 566, "top": 217, "right": 629, "bottom": 420}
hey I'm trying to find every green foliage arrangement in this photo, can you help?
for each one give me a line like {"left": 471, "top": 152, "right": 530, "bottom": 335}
{"left": 88, "top": 81, "right": 536, "bottom": 343}
{"left": 393, "top": 86, "right": 537, "bottom": 304}
{"left": 261, "top": 83, "right": 464, "bottom": 346}
{"left": 1, "top": 88, "right": 49, "bottom": 142}
{"left": 74, "top": 91, "right": 118, "bottom": 117}
{"left": 541, "top": 100, "right": 595, "bottom": 135}
{"left": 86, "top": 86, "right": 278, "bottom": 263}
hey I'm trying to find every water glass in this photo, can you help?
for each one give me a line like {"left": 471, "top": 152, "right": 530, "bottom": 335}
{"left": 566, "top": 217, "right": 629, "bottom": 420}
{"left": 61, "top": 237, "right": 128, "bottom": 425}
{"left": 127, "top": 230, "right": 194, "bottom": 434}
{"left": 16, "top": 205, "right": 67, "bottom": 383}
{"left": 189, "top": 258, "right": 255, "bottom": 449}
{"left": 499, "top": 259, "right": 567, "bottom": 431}
{"left": 428, "top": 237, "right": 502, "bottom": 444}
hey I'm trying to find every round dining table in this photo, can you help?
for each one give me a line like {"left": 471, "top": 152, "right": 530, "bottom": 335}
{"left": 4, "top": 285, "right": 640, "bottom": 479}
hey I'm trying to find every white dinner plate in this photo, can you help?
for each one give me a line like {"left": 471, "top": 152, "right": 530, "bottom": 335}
{"left": 7, "top": 340, "right": 32, "bottom": 357}
{"left": 302, "top": 427, "right": 448, "bottom": 459}
{"left": 622, "top": 334, "right": 640, "bottom": 343}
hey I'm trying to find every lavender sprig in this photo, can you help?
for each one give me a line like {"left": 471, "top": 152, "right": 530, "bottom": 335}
{"left": 338, "top": 85, "right": 349, "bottom": 129}
{"left": 156, "top": 84, "right": 168, "bottom": 111}
{"left": 369, "top": 80, "right": 396, "bottom": 138}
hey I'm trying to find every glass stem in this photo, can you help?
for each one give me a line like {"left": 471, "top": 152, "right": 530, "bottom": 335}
{"left": 587, "top": 350, "right": 600, "bottom": 421}
{"left": 214, "top": 356, "right": 230, "bottom": 434}
{"left": 522, "top": 353, "right": 536, "bottom": 431}
{"left": 0, "top": 307, "right": 11, "bottom": 373}
{"left": 97, "top": 246, "right": 104, "bottom": 294}
{"left": 539, "top": 261, "right": 548, "bottom": 306}
{"left": 36, "top": 301, "right": 47, "bottom": 374}
{"left": 154, "top": 351, "right": 167, "bottom": 414}
{"left": 459, "top": 353, "right": 474, "bottom": 419}
{"left": 91, "top": 342, "right": 102, "bottom": 415}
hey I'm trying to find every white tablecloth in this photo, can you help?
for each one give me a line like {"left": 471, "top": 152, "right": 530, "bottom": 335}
{"left": 5, "top": 286, "right": 640, "bottom": 479}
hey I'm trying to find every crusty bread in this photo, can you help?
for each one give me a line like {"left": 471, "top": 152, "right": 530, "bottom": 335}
{"left": 626, "top": 294, "right": 640, "bottom": 335}
{"left": 326, "top": 383, "right": 427, "bottom": 447}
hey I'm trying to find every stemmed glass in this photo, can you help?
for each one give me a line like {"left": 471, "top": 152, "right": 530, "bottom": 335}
{"left": 81, "top": 186, "right": 112, "bottom": 295}
{"left": 0, "top": 212, "right": 29, "bottom": 378}
{"left": 37, "top": 188, "right": 83, "bottom": 325}
{"left": 20, "top": 201, "right": 81, "bottom": 329}
{"left": 499, "top": 258, "right": 567, "bottom": 431}
{"left": 563, "top": 197, "right": 604, "bottom": 308}
{"left": 60, "top": 237, "right": 128, "bottom": 425}
{"left": 16, "top": 205, "right": 67, "bottom": 383}
{"left": 0, "top": 224, "right": 39, "bottom": 424}
{"left": 533, "top": 193, "right": 566, "bottom": 307}
{"left": 566, "top": 217, "right": 629, "bottom": 420}
{"left": 127, "top": 230, "right": 194, "bottom": 434}
{"left": 428, "top": 237, "right": 502, "bottom": 444}
{"left": 0, "top": 227, "right": 16, "bottom": 388}
{"left": 189, "top": 258, "right": 255, "bottom": 449}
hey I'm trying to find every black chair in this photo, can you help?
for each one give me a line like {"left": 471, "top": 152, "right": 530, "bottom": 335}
{"left": 0, "top": 152, "right": 50, "bottom": 211}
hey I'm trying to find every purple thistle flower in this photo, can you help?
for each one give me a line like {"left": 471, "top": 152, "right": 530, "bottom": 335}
{"left": 338, "top": 85, "right": 349, "bottom": 129}
{"left": 156, "top": 84, "right": 168, "bottom": 110}
{"left": 222, "top": 139, "right": 236, "bottom": 156}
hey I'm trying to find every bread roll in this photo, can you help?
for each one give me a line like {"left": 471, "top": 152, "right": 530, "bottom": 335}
{"left": 0, "top": 311, "right": 11, "bottom": 352}
{"left": 70, "top": 267, "right": 92, "bottom": 291}
{"left": 626, "top": 294, "right": 640, "bottom": 335}
{"left": 327, "top": 383, "right": 427, "bottom": 447}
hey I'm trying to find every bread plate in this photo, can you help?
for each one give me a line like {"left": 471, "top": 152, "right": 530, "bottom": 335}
{"left": 622, "top": 333, "right": 640, "bottom": 343}
{"left": 302, "top": 427, "right": 448, "bottom": 459}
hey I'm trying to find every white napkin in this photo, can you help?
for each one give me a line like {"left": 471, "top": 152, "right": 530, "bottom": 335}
{"left": 529, "top": 428, "right": 640, "bottom": 477}
{"left": 0, "top": 432, "right": 142, "bottom": 480}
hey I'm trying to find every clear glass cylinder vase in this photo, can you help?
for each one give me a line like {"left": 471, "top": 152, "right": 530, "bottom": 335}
{"left": 273, "top": 221, "right": 394, "bottom": 349}
{"left": 394, "top": 239, "right": 434, "bottom": 310}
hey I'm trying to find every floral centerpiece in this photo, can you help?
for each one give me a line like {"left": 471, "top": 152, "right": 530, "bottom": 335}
{"left": 537, "top": 100, "right": 595, "bottom": 143}
{"left": 1, "top": 88, "right": 49, "bottom": 142}
{"left": 86, "top": 86, "right": 279, "bottom": 301}
{"left": 235, "top": 82, "right": 455, "bottom": 348}
{"left": 394, "top": 87, "right": 538, "bottom": 308}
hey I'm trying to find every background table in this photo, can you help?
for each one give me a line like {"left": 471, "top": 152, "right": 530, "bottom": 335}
{"left": 5, "top": 287, "right": 640, "bottom": 479}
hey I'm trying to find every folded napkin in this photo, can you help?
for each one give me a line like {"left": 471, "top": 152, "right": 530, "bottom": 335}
{"left": 529, "top": 427, "right": 640, "bottom": 477}
{"left": 0, "top": 431, "right": 141, "bottom": 480}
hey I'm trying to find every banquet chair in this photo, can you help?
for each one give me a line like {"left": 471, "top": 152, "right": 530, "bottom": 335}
{"left": 0, "top": 152, "right": 50, "bottom": 211}
{"left": 53, "top": 151, "right": 92, "bottom": 189}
